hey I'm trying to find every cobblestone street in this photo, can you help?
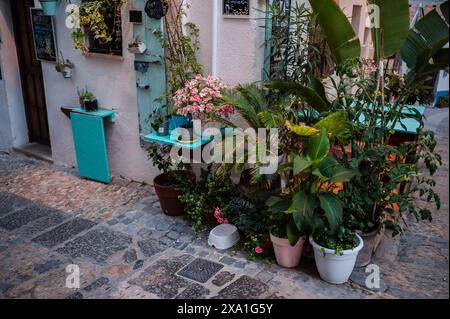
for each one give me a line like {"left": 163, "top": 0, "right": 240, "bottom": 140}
{"left": 0, "top": 109, "right": 448, "bottom": 299}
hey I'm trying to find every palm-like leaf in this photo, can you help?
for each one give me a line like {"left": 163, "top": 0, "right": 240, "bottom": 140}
{"left": 401, "top": 1, "right": 449, "bottom": 86}
{"left": 258, "top": 109, "right": 284, "bottom": 128}
{"left": 266, "top": 81, "right": 330, "bottom": 112}
{"left": 222, "top": 90, "right": 261, "bottom": 129}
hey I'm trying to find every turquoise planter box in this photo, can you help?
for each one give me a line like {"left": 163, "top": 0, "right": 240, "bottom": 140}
{"left": 63, "top": 107, "right": 115, "bottom": 184}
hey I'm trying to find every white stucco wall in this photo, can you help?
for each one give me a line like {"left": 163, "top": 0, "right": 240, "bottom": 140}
{"left": 187, "top": 0, "right": 267, "bottom": 85}
{"left": 0, "top": 0, "right": 29, "bottom": 150}
{"left": 1, "top": 0, "right": 268, "bottom": 183}
{"left": 31, "top": 0, "right": 157, "bottom": 182}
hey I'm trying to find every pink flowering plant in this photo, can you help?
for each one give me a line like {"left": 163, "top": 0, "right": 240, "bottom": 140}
{"left": 173, "top": 74, "right": 234, "bottom": 118}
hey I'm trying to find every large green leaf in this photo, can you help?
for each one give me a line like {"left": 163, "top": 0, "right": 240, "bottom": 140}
{"left": 266, "top": 196, "right": 291, "bottom": 213}
{"left": 286, "top": 218, "right": 301, "bottom": 246}
{"left": 293, "top": 155, "right": 312, "bottom": 175}
{"left": 266, "top": 81, "right": 330, "bottom": 112}
{"left": 307, "top": 128, "right": 330, "bottom": 162}
{"left": 309, "top": 0, "right": 360, "bottom": 65}
{"left": 442, "top": 0, "right": 449, "bottom": 24}
{"left": 319, "top": 193, "right": 343, "bottom": 234}
{"left": 318, "top": 156, "right": 339, "bottom": 178}
{"left": 292, "top": 191, "right": 316, "bottom": 231}
{"left": 318, "top": 156, "right": 357, "bottom": 182}
{"left": 313, "top": 111, "right": 351, "bottom": 145}
{"left": 368, "top": 0, "right": 410, "bottom": 60}
{"left": 329, "top": 166, "right": 358, "bottom": 183}
{"left": 308, "top": 77, "right": 330, "bottom": 107}
{"left": 286, "top": 121, "right": 319, "bottom": 137}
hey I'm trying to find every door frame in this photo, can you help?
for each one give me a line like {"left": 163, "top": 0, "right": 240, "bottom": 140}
{"left": 10, "top": 0, "right": 51, "bottom": 147}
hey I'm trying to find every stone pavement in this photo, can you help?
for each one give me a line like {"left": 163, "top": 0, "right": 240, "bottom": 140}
{"left": 0, "top": 108, "right": 448, "bottom": 299}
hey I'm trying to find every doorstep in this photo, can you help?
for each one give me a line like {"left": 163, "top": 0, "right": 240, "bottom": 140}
{"left": 13, "top": 143, "right": 53, "bottom": 164}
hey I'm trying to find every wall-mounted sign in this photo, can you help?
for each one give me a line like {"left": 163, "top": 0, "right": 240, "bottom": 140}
{"left": 129, "top": 10, "right": 143, "bottom": 24}
{"left": 30, "top": 9, "right": 57, "bottom": 62}
{"left": 223, "top": 0, "right": 250, "bottom": 17}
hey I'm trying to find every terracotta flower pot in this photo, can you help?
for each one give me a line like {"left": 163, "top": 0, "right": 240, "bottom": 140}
{"left": 355, "top": 226, "right": 385, "bottom": 267}
{"left": 153, "top": 171, "right": 195, "bottom": 216}
{"left": 270, "top": 234, "right": 306, "bottom": 268}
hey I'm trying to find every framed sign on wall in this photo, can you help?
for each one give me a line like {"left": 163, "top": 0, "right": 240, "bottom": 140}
{"left": 223, "top": 0, "right": 250, "bottom": 18}
{"left": 30, "top": 8, "right": 58, "bottom": 62}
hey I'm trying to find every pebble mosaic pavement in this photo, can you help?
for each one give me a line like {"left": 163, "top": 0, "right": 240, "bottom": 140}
{"left": 0, "top": 109, "right": 448, "bottom": 299}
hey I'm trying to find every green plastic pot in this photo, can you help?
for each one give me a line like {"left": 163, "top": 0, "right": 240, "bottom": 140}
{"left": 39, "top": 0, "right": 60, "bottom": 16}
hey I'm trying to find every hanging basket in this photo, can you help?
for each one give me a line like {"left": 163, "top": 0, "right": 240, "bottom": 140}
{"left": 39, "top": 0, "right": 60, "bottom": 16}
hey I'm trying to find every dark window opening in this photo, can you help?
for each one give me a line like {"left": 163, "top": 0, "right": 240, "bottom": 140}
{"left": 82, "top": 0, "right": 123, "bottom": 56}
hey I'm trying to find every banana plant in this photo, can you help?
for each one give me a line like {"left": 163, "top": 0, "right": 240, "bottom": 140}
{"left": 308, "top": 0, "right": 361, "bottom": 66}
{"left": 266, "top": 114, "right": 357, "bottom": 245}
{"left": 401, "top": 0, "right": 449, "bottom": 88}
{"left": 367, "top": 0, "right": 410, "bottom": 61}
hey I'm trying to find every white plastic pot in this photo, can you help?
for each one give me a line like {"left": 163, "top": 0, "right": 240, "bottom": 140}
{"left": 310, "top": 234, "right": 364, "bottom": 284}
{"left": 208, "top": 224, "right": 240, "bottom": 250}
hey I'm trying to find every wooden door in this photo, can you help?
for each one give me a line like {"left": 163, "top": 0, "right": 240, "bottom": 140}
{"left": 10, "top": 0, "right": 51, "bottom": 146}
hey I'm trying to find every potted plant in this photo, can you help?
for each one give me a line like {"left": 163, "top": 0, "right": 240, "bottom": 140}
{"left": 55, "top": 52, "right": 74, "bottom": 79}
{"left": 437, "top": 95, "right": 449, "bottom": 108}
{"left": 266, "top": 197, "right": 306, "bottom": 268}
{"left": 147, "top": 144, "right": 194, "bottom": 216}
{"left": 39, "top": 0, "right": 60, "bottom": 16}
{"left": 77, "top": 87, "right": 98, "bottom": 111}
{"left": 289, "top": 128, "right": 360, "bottom": 284}
{"left": 172, "top": 74, "right": 233, "bottom": 134}
{"left": 127, "top": 36, "right": 147, "bottom": 54}
{"left": 309, "top": 229, "right": 364, "bottom": 284}
{"left": 266, "top": 111, "right": 361, "bottom": 279}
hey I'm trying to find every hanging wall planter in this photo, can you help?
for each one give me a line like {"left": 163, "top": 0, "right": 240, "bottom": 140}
{"left": 128, "top": 37, "right": 147, "bottom": 54}
{"left": 39, "top": 0, "right": 60, "bottom": 16}
{"left": 145, "top": 0, "right": 169, "bottom": 19}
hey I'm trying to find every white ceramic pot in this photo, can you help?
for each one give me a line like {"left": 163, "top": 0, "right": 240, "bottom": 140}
{"left": 310, "top": 234, "right": 364, "bottom": 284}
{"left": 62, "top": 67, "right": 72, "bottom": 78}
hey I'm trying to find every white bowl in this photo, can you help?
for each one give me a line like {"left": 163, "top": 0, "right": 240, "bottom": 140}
{"left": 208, "top": 224, "right": 240, "bottom": 250}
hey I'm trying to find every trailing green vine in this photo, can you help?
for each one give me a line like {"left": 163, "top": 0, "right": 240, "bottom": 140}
{"left": 71, "top": 0, "right": 127, "bottom": 53}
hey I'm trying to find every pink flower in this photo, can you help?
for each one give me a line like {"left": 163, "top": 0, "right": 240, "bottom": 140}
{"left": 255, "top": 246, "right": 263, "bottom": 254}
{"left": 223, "top": 219, "right": 229, "bottom": 224}
{"left": 214, "top": 207, "right": 222, "bottom": 218}
{"left": 217, "top": 218, "right": 224, "bottom": 224}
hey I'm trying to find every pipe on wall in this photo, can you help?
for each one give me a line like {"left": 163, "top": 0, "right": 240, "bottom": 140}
{"left": 212, "top": 0, "right": 219, "bottom": 77}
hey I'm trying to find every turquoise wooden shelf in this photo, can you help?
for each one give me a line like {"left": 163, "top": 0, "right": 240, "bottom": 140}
{"left": 61, "top": 106, "right": 115, "bottom": 122}
{"left": 299, "top": 104, "right": 426, "bottom": 135}
{"left": 61, "top": 106, "right": 115, "bottom": 184}
{"left": 144, "top": 132, "right": 216, "bottom": 150}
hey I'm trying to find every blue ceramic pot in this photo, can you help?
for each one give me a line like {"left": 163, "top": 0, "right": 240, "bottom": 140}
{"left": 169, "top": 115, "right": 190, "bottom": 131}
